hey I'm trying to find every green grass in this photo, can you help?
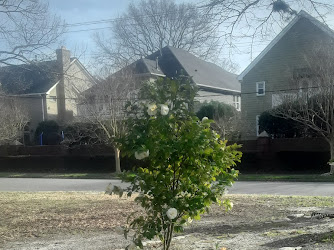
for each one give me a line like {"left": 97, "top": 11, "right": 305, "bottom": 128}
{"left": 238, "top": 173, "right": 334, "bottom": 182}
{"left": 1, "top": 172, "right": 334, "bottom": 182}
{"left": 0, "top": 172, "right": 118, "bottom": 179}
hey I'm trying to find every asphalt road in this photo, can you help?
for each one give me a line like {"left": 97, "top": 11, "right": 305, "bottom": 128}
{"left": 1, "top": 178, "right": 334, "bottom": 196}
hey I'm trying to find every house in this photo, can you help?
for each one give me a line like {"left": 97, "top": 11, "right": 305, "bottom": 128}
{"left": 0, "top": 47, "right": 96, "bottom": 142}
{"left": 238, "top": 11, "right": 334, "bottom": 139}
{"left": 147, "top": 46, "right": 241, "bottom": 110}
{"left": 78, "top": 46, "right": 241, "bottom": 117}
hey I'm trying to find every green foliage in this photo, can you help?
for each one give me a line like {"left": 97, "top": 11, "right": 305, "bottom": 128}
{"left": 34, "top": 120, "right": 61, "bottom": 145}
{"left": 196, "top": 101, "right": 235, "bottom": 120}
{"left": 196, "top": 101, "right": 240, "bottom": 141}
{"left": 116, "top": 77, "right": 242, "bottom": 249}
{"left": 259, "top": 108, "right": 316, "bottom": 138}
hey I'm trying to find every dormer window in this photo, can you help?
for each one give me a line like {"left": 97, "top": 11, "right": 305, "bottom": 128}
{"left": 256, "top": 81, "right": 265, "bottom": 96}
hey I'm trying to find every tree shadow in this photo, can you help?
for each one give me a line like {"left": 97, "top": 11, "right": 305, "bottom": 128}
{"left": 185, "top": 218, "right": 324, "bottom": 236}
{"left": 262, "top": 231, "right": 333, "bottom": 248}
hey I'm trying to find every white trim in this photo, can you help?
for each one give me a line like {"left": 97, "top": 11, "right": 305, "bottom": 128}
{"left": 46, "top": 81, "right": 60, "bottom": 95}
{"left": 256, "top": 81, "right": 265, "bottom": 96}
{"left": 238, "top": 11, "right": 334, "bottom": 81}
{"left": 71, "top": 58, "right": 98, "bottom": 85}
{"left": 197, "top": 83, "right": 241, "bottom": 94}
{"left": 7, "top": 93, "right": 45, "bottom": 96}
{"left": 41, "top": 95, "right": 45, "bottom": 121}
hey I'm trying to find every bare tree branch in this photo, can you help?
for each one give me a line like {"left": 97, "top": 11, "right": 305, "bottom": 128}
{"left": 270, "top": 40, "right": 334, "bottom": 168}
{"left": 75, "top": 72, "right": 138, "bottom": 172}
{"left": 202, "top": 0, "right": 334, "bottom": 59}
{"left": 93, "top": 0, "right": 221, "bottom": 73}
{"left": 0, "top": 0, "right": 65, "bottom": 66}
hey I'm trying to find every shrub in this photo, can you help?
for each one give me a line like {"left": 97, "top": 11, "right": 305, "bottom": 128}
{"left": 63, "top": 122, "right": 105, "bottom": 146}
{"left": 34, "top": 120, "right": 61, "bottom": 145}
{"left": 112, "top": 77, "right": 242, "bottom": 249}
{"left": 259, "top": 111, "right": 314, "bottom": 138}
{"left": 196, "top": 101, "right": 240, "bottom": 140}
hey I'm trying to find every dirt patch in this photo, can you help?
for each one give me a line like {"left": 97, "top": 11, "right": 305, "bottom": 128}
{"left": 1, "top": 193, "right": 334, "bottom": 249}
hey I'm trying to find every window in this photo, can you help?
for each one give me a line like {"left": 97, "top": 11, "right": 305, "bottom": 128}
{"left": 233, "top": 95, "right": 240, "bottom": 111}
{"left": 256, "top": 81, "right": 265, "bottom": 96}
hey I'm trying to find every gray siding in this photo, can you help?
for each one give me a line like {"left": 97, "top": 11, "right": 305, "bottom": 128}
{"left": 241, "top": 17, "right": 333, "bottom": 139}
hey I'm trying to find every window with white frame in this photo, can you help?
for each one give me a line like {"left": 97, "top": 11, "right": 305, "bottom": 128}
{"left": 233, "top": 95, "right": 240, "bottom": 110}
{"left": 256, "top": 81, "right": 265, "bottom": 96}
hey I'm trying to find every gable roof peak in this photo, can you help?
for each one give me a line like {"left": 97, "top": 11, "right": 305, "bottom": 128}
{"left": 238, "top": 10, "right": 334, "bottom": 81}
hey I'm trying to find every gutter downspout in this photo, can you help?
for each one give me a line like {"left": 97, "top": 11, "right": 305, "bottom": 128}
{"left": 41, "top": 94, "right": 45, "bottom": 121}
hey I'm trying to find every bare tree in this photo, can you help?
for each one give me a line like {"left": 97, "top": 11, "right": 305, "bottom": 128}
{"left": 76, "top": 72, "right": 138, "bottom": 173}
{"left": 94, "top": 0, "right": 220, "bottom": 72}
{"left": 0, "top": 94, "right": 29, "bottom": 145}
{"left": 196, "top": 101, "right": 241, "bottom": 140}
{"left": 271, "top": 41, "right": 334, "bottom": 173}
{"left": 0, "top": 0, "right": 65, "bottom": 66}
{"left": 203, "top": 0, "right": 334, "bottom": 58}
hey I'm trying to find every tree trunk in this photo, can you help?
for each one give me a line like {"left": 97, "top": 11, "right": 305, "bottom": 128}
{"left": 329, "top": 141, "right": 334, "bottom": 175}
{"left": 114, "top": 147, "right": 121, "bottom": 173}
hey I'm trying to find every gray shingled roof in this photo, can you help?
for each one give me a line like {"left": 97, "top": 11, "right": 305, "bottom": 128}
{"left": 0, "top": 61, "right": 60, "bottom": 95}
{"left": 141, "top": 58, "right": 165, "bottom": 76}
{"left": 166, "top": 46, "right": 240, "bottom": 92}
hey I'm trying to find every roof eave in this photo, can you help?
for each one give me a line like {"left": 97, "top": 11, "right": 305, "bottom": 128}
{"left": 197, "top": 83, "right": 241, "bottom": 94}
{"left": 238, "top": 10, "right": 334, "bottom": 81}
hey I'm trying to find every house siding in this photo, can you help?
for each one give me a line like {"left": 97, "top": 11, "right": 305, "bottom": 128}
{"left": 63, "top": 60, "right": 95, "bottom": 120}
{"left": 241, "top": 17, "right": 333, "bottom": 139}
{"left": 196, "top": 90, "right": 233, "bottom": 104}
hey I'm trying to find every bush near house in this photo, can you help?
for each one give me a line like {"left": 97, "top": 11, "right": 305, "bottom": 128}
{"left": 259, "top": 109, "right": 317, "bottom": 138}
{"left": 196, "top": 101, "right": 241, "bottom": 140}
{"left": 34, "top": 120, "right": 61, "bottom": 145}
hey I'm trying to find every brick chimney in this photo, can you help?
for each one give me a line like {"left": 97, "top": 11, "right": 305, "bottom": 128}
{"left": 56, "top": 46, "right": 70, "bottom": 123}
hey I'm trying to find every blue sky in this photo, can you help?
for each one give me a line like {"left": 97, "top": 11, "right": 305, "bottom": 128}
{"left": 48, "top": 0, "right": 334, "bottom": 74}
{"left": 49, "top": 0, "right": 213, "bottom": 72}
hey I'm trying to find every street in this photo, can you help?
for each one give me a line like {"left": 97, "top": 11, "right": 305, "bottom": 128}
{"left": 1, "top": 178, "right": 334, "bottom": 196}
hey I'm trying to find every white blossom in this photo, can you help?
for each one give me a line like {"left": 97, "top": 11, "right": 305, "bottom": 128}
{"left": 160, "top": 104, "right": 169, "bottom": 115}
{"left": 135, "top": 150, "right": 149, "bottom": 160}
{"left": 202, "top": 117, "right": 209, "bottom": 122}
{"left": 230, "top": 202, "right": 233, "bottom": 208}
{"left": 147, "top": 103, "right": 157, "bottom": 116}
{"left": 166, "top": 207, "right": 178, "bottom": 220}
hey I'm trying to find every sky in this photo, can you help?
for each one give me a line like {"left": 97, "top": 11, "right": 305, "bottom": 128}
{"left": 48, "top": 0, "right": 334, "bottom": 75}
{"left": 49, "top": 0, "right": 258, "bottom": 74}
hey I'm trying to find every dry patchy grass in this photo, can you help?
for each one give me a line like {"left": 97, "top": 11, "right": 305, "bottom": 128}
{"left": 1, "top": 192, "right": 334, "bottom": 246}
{"left": 0, "top": 192, "right": 141, "bottom": 244}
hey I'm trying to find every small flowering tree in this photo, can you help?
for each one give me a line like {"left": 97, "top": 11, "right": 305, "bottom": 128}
{"left": 115, "top": 77, "right": 241, "bottom": 249}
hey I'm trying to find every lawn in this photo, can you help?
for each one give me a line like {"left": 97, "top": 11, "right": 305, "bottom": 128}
{"left": 1, "top": 172, "right": 334, "bottom": 182}
{"left": 237, "top": 173, "right": 334, "bottom": 182}
{"left": 0, "top": 172, "right": 116, "bottom": 179}
{"left": 1, "top": 192, "right": 334, "bottom": 249}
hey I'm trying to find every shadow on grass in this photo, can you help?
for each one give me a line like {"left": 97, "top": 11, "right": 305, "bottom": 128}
{"left": 185, "top": 218, "right": 328, "bottom": 238}
{"left": 262, "top": 231, "right": 334, "bottom": 248}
